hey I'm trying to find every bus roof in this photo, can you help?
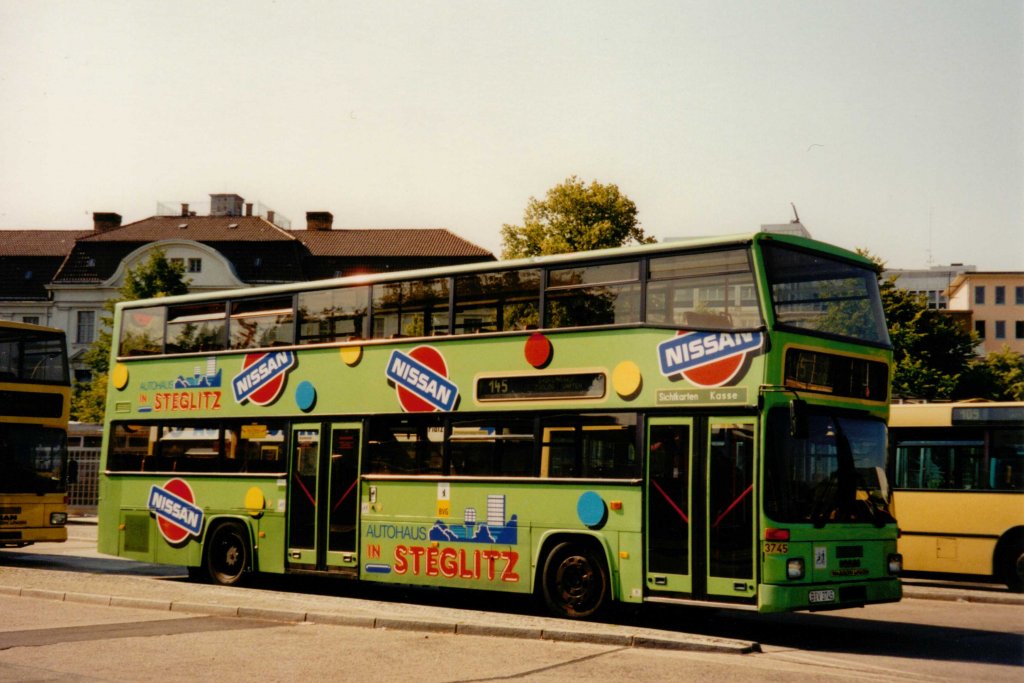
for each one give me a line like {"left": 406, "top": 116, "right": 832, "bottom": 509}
{"left": 889, "top": 401, "right": 1024, "bottom": 427}
{"left": 0, "top": 319, "right": 67, "bottom": 336}
{"left": 114, "top": 231, "right": 874, "bottom": 312}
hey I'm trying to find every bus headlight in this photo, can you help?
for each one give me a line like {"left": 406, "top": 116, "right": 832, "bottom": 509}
{"left": 50, "top": 512, "right": 68, "bottom": 526}
{"left": 787, "top": 557, "right": 805, "bottom": 580}
{"left": 887, "top": 553, "right": 903, "bottom": 575}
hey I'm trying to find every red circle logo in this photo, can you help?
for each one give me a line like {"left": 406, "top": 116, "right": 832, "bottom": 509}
{"left": 240, "top": 353, "right": 286, "bottom": 405}
{"left": 396, "top": 346, "right": 449, "bottom": 412}
{"left": 154, "top": 478, "right": 198, "bottom": 545}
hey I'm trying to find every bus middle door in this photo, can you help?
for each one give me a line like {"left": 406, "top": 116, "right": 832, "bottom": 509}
{"left": 323, "top": 422, "right": 360, "bottom": 571}
{"left": 287, "top": 422, "right": 361, "bottom": 573}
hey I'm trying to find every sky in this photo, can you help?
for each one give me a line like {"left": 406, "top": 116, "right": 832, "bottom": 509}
{"left": 1, "top": 1, "right": 1021, "bottom": 270}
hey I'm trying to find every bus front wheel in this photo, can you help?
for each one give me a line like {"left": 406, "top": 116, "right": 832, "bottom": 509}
{"left": 206, "top": 522, "right": 250, "bottom": 586}
{"left": 540, "top": 541, "right": 609, "bottom": 619}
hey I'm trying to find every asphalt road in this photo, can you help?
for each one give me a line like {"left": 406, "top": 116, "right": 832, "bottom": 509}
{"left": 0, "top": 521, "right": 1020, "bottom": 681}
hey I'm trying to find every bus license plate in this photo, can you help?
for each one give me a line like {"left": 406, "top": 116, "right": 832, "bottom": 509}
{"left": 808, "top": 589, "right": 836, "bottom": 604}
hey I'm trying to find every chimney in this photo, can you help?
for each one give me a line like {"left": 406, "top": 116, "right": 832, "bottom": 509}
{"left": 181, "top": 203, "right": 189, "bottom": 217}
{"left": 266, "top": 210, "right": 275, "bottom": 224}
{"left": 92, "top": 212, "right": 122, "bottom": 233}
{"left": 245, "top": 203, "right": 254, "bottom": 216}
{"left": 306, "top": 211, "right": 334, "bottom": 231}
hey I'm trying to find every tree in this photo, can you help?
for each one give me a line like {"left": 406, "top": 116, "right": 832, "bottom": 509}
{"left": 501, "top": 176, "right": 655, "bottom": 258}
{"left": 71, "top": 249, "right": 189, "bottom": 422}
{"left": 957, "top": 345, "right": 1024, "bottom": 401}
{"left": 861, "top": 250, "right": 979, "bottom": 401}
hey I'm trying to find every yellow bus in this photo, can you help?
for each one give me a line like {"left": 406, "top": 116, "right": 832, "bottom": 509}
{"left": 0, "top": 321, "right": 73, "bottom": 547}
{"left": 889, "top": 401, "right": 1023, "bottom": 591}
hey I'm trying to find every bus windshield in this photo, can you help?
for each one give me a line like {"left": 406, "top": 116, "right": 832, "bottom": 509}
{"left": 0, "top": 328, "right": 68, "bottom": 384}
{"left": 765, "top": 408, "right": 893, "bottom": 527}
{"left": 0, "top": 423, "right": 68, "bottom": 494}
{"left": 762, "top": 243, "right": 889, "bottom": 346}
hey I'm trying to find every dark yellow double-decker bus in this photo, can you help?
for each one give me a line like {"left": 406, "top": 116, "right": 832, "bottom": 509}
{"left": 98, "top": 233, "right": 901, "bottom": 617}
{"left": 0, "top": 321, "right": 72, "bottom": 547}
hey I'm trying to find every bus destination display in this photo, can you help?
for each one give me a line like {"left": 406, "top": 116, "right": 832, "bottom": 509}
{"left": 477, "top": 372, "right": 606, "bottom": 401}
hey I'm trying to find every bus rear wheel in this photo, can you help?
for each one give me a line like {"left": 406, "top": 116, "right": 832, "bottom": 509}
{"left": 998, "top": 543, "right": 1024, "bottom": 593}
{"left": 541, "top": 541, "right": 609, "bottom": 619}
{"left": 206, "top": 522, "right": 250, "bottom": 586}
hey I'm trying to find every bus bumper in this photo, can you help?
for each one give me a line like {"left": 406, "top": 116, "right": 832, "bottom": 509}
{"left": 1, "top": 527, "right": 68, "bottom": 545}
{"left": 757, "top": 578, "right": 901, "bottom": 613}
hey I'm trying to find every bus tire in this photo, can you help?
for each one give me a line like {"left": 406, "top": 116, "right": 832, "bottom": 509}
{"left": 995, "top": 531, "right": 1024, "bottom": 593}
{"left": 206, "top": 522, "right": 250, "bottom": 586}
{"left": 540, "top": 541, "right": 609, "bottom": 619}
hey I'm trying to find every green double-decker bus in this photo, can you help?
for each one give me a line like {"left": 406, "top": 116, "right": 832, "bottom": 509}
{"left": 98, "top": 232, "right": 901, "bottom": 618}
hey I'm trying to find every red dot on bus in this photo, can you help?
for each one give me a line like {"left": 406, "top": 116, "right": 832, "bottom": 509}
{"left": 524, "top": 332, "right": 552, "bottom": 368}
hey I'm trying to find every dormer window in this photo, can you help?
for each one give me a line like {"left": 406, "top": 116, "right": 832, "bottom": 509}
{"left": 188, "top": 258, "right": 202, "bottom": 273}
{"left": 24, "top": 270, "right": 32, "bottom": 280}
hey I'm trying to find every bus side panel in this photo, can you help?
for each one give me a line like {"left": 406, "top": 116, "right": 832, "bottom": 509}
{"left": 359, "top": 480, "right": 642, "bottom": 602}
{"left": 894, "top": 490, "right": 1021, "bottom": 576}
{"left": 98, "top": 475, "right": 286, "bottom": 572}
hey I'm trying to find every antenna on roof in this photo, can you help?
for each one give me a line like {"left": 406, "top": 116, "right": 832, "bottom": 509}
{"left": 790, "top": 203, "right": 801, "bottom": 224}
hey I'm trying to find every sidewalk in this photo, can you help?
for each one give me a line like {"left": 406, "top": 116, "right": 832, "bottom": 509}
{"left": 66, "top": 515, "right": 1024, "bottom": 607}
{"left": 0, "top": 564, "right": 758, "bottom": 654}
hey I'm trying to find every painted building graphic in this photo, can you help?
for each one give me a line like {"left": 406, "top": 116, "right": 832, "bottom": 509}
{"left": 174, "top": 357, "right": 222, "bottom": 389}
{"left": 430, "top": 494, "right": 517, "bottom": 544}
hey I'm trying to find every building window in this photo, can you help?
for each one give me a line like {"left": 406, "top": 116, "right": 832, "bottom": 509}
{"left": 995, "top": 286, "right": 1005, "bottom": 305}
{"left": 994, "top": 321, "right": 1006, "bottom": 339}
{"left": 974, "top": 286, "right": 985, "bottom": 305}
{"left": 169, "top": 257, "right": 184, "bottom": 268}
{"left": 21, "top": 316, "right": 39, "bottom": 325}
{"left": 1016, "top": 286, "right": 1024, "bottom": 305}
{"left": 188, "top": 258, "right": 202, "bottom": 273}
{"left": 1016, "top": 321, "right": 1024, "bottom": 339}
{"left": 76, "top": 311, "right": 96, "bottom": 343}
{"left": 975, "top": 320, "right": 985, "bottom": 339}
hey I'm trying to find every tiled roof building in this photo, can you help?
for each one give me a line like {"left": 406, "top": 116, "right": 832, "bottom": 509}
{"left": 0, "top": 194, "right": 494, "bottom": 379}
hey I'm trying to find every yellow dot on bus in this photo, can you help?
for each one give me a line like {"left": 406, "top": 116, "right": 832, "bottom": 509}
{"left": 340, "top": 345, "right": 363, "bottom": 366}
{"left": 112, "top": 363, "right": 129, "bottom": 391}
{"left": 613, "top": 361, "right": 642, "bottom": 399}
{"left": 244, "top": 486, "right": 265, "bottom": 518}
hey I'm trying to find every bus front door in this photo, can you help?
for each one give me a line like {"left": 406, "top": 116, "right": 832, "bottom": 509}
{"left": 645, "top": 418, "right": 694, "bottom": 593}
{"left": 287, "top": 422, "right": 361, "bottom": 572}
{"left": 646, "top": 417, "right": 757, "bottom": 604}
{"left": 705, "top": 419, "right": 757, "bottom": 602}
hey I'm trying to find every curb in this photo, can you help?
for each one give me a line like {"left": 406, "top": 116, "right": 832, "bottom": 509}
{"left": 901, "top": 586, "right": 1024, "bottom": 607}
{"left": 0, "top": 584, "right": 759, "bottom": 654}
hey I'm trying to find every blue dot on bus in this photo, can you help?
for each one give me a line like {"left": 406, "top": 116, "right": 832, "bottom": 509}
{"left": 577, "top": 491, "right": 607, "bottom": 529}
{"left": 295, "top": 381, "right": 317, "bottom": 412}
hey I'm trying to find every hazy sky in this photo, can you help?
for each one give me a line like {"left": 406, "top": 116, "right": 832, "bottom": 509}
{"left": 1, "top": 1, "right": 1021, "bottom": 269}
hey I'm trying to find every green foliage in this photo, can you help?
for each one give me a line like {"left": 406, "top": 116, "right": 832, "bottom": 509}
{"left": 957, "top": 345, "right": 1024, "bottom": 401}
{"left": 857, "top": 249, "right": 1021, "bottom": 402}
{"left": 70, "top": 373, "right": 108, "bottom": 424}
{"left": 501, "top": 176, "right": 655, "bottom": 258}
{"left": 71, "top": 249, "right": 189, "bottom": 421}
{"left": 881, "top": 275, "right": 978, "bottom": 401}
